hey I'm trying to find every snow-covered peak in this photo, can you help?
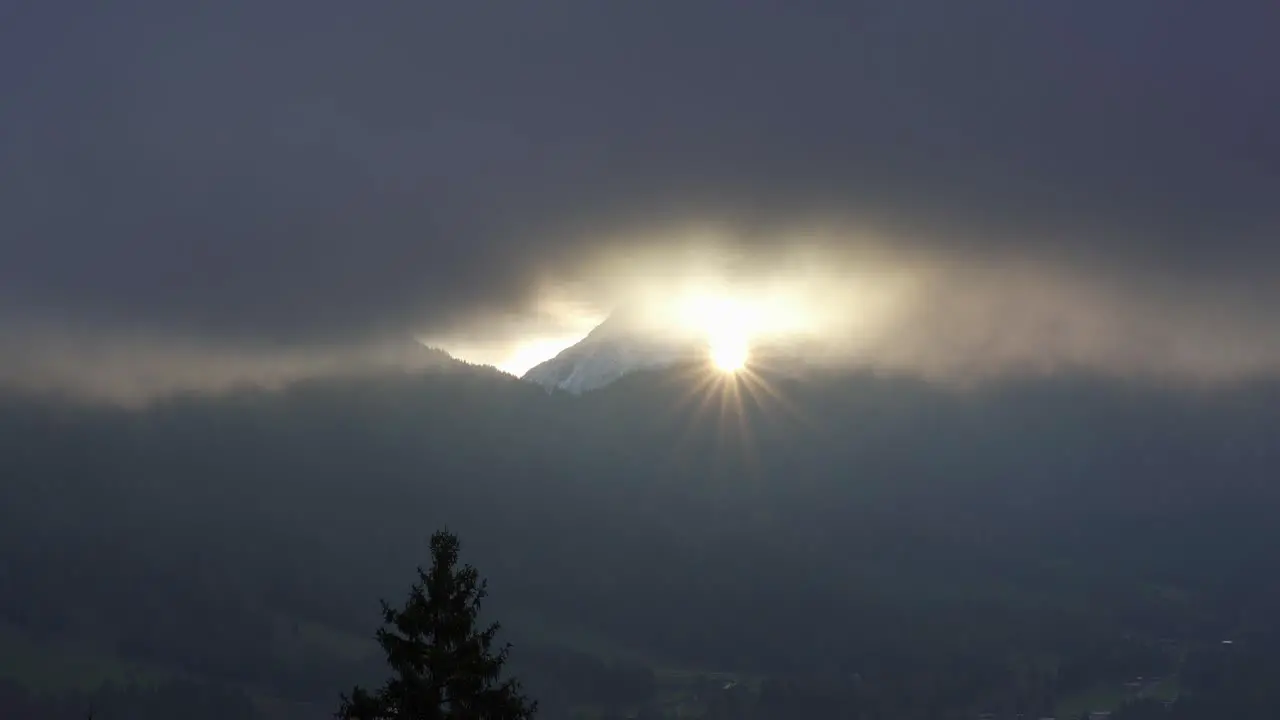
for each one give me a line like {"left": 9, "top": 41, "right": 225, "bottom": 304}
{"left": 521, "top": 313, "right": 699, "bottom": 394}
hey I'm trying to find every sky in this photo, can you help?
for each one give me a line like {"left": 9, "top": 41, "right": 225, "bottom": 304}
{"left": 1, "top": 1, "right": 1278, "bottom": 399}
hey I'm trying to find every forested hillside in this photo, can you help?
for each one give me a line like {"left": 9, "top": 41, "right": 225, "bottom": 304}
{"left": 3, "top": 363, "right": 1280, "bottom": 718}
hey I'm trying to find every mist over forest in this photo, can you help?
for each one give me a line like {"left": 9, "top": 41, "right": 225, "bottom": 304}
{"left": 4, "top": 359, "right": 1280, "bottom": 718}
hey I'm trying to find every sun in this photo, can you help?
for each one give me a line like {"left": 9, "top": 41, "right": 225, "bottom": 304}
{"left": 709, "top": 336, "right": 749, "bottom": 373}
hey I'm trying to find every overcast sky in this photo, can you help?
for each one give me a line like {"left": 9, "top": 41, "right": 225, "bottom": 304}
{"left": 2, "top": 1, "right": 1278, "bottom": 398}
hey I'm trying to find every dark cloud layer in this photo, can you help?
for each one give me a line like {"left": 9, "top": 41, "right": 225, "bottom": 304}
{"left": 1, "top": 2, "right": 1277, "bottom": 374}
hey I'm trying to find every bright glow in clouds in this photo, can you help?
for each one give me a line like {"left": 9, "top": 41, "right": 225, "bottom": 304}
{"left": 6, "top": 225, "right": 1280, "bottom": 404}
{"left": 424, "top": 290, "right": 605, "bottom": 376}
{"left": 435, "top": 282, "right": 818, "bottom": 376}
{"left": 466, "top": 226, "right": 1280, "bottom": 386}
{"left": 441, "top": 333, "right": 594, "bottom": 376}
{"left": 685, "top": 296, "right": 754, "bottom": 372}
{"left": 674, "top": 292, "right": 806, "bottom": 341}
{"left": 709, "top": 336, "right": 749, "bottom": 372}
{"left": 498, "top": 337, "right": 588, "bottom": 376}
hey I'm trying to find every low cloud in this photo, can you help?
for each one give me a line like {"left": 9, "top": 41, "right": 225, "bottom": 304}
{"left": 3, "top": 225, "right": 1277, "bottom": 403}
{"left": 0, "top": 319, "right": 451, "bottom": 406}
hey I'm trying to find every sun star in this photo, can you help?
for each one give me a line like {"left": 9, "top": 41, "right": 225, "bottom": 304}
{"left": 709, "top": 336, "right": 749, "bottom": 373}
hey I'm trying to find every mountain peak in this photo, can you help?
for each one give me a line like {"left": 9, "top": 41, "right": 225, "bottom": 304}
{"left": 521, "top": 313, "right": 699, "bottom": 394}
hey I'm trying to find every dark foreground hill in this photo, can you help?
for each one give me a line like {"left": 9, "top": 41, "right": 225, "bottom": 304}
{"left": 3, "top": 361, "right": 1280, "bottom": 718}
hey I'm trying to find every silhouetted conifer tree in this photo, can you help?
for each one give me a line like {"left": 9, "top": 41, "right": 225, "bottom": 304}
{"left": 338, "top": 530, "right": 537, "bottom": 719}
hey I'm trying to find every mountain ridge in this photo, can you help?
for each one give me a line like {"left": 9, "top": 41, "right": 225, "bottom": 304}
{"left": 521, "top": 313, "right": 703, "bottom": 394}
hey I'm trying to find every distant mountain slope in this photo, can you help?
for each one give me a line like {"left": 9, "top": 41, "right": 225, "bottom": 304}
{"left": 521, "top": 313, "right": 699, "bottom": 393}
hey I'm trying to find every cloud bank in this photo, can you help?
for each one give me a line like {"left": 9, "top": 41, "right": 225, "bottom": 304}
{"left": 1, "top": 1, "right": 1277, "bottom": 399}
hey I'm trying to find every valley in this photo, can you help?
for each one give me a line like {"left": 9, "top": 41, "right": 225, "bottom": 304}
{"left": 3, "top": 362, "right": 1279, "bottom": 717}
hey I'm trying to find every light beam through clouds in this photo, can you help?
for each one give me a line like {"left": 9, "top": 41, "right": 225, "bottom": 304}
{"left": 443, "top": 226, "right": 1280, "bottom": 387}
